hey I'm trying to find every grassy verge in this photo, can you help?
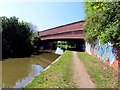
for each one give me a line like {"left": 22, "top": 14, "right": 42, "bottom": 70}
{"left": 77, "top": 52, "right": 118, "bottom": 88}
{"left": 25, "top": 51, "right": 76, "bottom": 88}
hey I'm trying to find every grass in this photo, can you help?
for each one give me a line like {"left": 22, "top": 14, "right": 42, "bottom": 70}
{"left": 25, "top": 51, "right": 77, "bottom": 88}
{"left": 77, "top": 52, "right": 118, "bottom": 88}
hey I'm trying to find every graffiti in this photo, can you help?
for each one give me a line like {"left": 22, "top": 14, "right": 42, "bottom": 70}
{"left": 86, "top": 40, "right": 120, "bottom": 71}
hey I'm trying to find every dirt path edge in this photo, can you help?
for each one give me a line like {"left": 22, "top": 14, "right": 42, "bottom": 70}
{"left": 72, "top": 51, "right": 95, "bottom": 88}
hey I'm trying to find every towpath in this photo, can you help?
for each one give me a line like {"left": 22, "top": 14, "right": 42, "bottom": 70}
{"left": 72, "top": 51, "right": 95, "bottom": 88}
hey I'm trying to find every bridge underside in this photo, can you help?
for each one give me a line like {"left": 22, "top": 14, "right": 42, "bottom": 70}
{"left": 40, "top": 38, "right": 85, "bottom": 51}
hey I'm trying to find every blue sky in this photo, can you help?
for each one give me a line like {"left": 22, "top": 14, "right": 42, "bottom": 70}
{"left": 0, "top": 2, "right": 85, "bottom": 31}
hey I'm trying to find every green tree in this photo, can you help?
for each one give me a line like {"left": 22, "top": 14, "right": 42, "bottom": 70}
{"left": 1, "top": 16, "right": 34, "bottom": 58}
{"left": 84, "top": 2, "right": 120, "bottom": 48}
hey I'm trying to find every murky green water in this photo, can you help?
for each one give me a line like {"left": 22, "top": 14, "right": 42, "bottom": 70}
{"left": 2, "top": 51, "right": 59, "bottom": 88}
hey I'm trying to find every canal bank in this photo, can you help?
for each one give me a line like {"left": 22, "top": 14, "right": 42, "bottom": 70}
{"left": 25, "top": 51, "right": 77, "bottom": 88}
{"left": 2, "top": 50, "right": 59, "bottom": 88}
{"left": 24, "top": 55, "right": 62, "bottom": 87}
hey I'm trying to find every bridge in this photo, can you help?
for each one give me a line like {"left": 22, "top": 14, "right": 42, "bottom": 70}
{"left": 39, "top": 20, "right": 85, "bottom": 41}
{"left": 38, "top": 20, "right": 85, "bottom": 51}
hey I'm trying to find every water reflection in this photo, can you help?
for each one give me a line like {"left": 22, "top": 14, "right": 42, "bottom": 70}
{"left": 55, "top": 47, "right": 64, "bottom": 55}
{"left": 2, "top": 52, "right": 59, "bottom": 88}
{"left": 14, "top": 65, "right": 43, "bottom": 88}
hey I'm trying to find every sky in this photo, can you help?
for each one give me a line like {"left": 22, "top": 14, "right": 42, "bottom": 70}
{"left": 0, "top": 2, "right": 85, "bottom": 31}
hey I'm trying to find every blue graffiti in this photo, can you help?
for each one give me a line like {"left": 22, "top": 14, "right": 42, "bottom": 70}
{"left": 106, "top": 45, "right": 109, "bottom": 52}
{"left": 86, "top": 40, "right": 117, "bottom": 65}
{"left": 100, "top": 46, "right": 104, "bottom": 57}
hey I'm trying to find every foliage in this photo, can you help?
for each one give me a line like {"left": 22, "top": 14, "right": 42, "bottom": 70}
{"left": 33, "top": 37, "right": 42, "bottom": 50}
{"left": 57, "top": 41, "right": 76, "bottom": 50}
{"left": 84, "top": 2, "right": 120, "bottom": 48}
{"left": 1, "top": 16, "right": 34, "bottom": 58}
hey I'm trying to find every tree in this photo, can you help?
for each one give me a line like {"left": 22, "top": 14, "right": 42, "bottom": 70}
{"left": 32, "top": 35, "right": 42, "bottom": 50}
{"left": 1, "top": 16, "right": 34, "bottom": 58}
{"left": 84, "top": 2, "right": 120, "bottom": 48}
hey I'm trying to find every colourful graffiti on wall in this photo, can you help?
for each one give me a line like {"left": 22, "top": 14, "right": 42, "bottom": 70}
{"left": 85, "top": 40, "right": 120, "bottom": 71}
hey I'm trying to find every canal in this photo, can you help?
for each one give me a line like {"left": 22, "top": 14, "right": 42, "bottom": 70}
{"left": 2, "top": 50, "right": 60, "bottom": 88}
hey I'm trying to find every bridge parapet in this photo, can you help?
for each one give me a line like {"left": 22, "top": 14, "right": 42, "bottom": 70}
{"left": 39, "top": 20, "right": 85, "bottom": 40}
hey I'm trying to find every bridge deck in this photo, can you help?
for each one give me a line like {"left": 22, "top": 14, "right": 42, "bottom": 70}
{"left": 39, "top": 20, "right": 85, "bottom": 40}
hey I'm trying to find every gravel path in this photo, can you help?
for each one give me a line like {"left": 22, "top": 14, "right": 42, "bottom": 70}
{"left": 72, "top": 51, "right": 95, "bottom": 88}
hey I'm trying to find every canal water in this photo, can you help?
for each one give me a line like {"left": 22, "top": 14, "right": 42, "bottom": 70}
{"left": 55, "top": 47, "right": 64, "bottom": 55}
{"left": 2, "top": 51, "right": 60, "bottom": 88}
